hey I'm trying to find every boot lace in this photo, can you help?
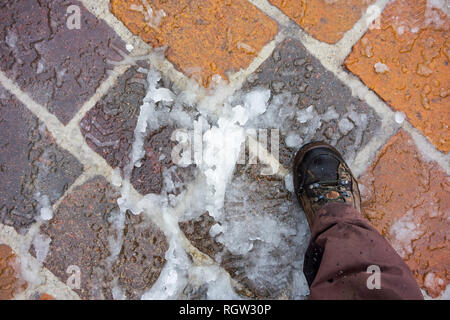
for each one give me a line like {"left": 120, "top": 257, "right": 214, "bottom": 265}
{"left": 303, "top": 179, "right": 352, "bottom": 204}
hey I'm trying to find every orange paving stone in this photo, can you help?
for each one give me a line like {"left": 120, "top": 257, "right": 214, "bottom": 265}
{"left": 345, "top": 0, "right": 450, "bottom": 153}
{"left": 359, "top": 129, "right": 450, "bottom": 298}
{"left": 269, "top": 0, "right": 375, "bottom": 44}
{"left": 0, "top": 244, "right": 27, "bottom": 300}
{"left": 110, "top": 0, "right": 278, "bottom": 87}
{"left": 38, "top": 293, "right": 56, "bottom": 300}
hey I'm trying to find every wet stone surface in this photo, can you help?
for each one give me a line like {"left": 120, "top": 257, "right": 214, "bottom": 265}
{"left": 80, "top": 66, "right": 197, "bottom": 196}
{"left": 179, "top": 37, "right": 382, "bottom": 299}
{"left": 0, "top": 86, "right": 83, "bottom": 232}
{"left": 0, "top": 244, "right": 27, "bottom": 300}
{"left": 359, "top": 129, "right": 450, "bottom": 298}
{"left": 181, "top": 164, "right": 310, "bottom": 299}
{"left": 0, "top": 0, "right": 125, "bottom": 124}
{"left": 80, "top": 66, "right": 145, "bottom": 171}
{"left": 345, "top": 0, "right": 450, "bottom": 152}
{"left": 179, "top": 212, "right": 225, "bottom": 262}
{"left": 269, "top": 0, "right": 375, "bottom": 44}
{"left": 37, "top": 176, "right": 168, "bottom": 300}
{"left": 239, "top": 37, "right": 381, "bottom": 167}
{"left": 110, "top": 0, "right": 278, "bottom": 86}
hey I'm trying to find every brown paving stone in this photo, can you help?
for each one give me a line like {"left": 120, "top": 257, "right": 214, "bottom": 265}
{"left": 80, "top": 66, "right": 197, "bottom": 195}
{"left": 0, "top": 0, "right": 125, "bottom": 124}
{"left": 0, "top": 86, "right": 83, "bottom": 232}
{"left": 359, "top": 129, "right": 450, "bottom": 298}
{"left": 269, "top": 0, "right": 375, "bottom": 44}
{"left": 38, "top": 176, "right": 168, "bottom": 300}
{"left": 0, "top": 244, "right": 27, "bottom": 300}
{"left": 345, "top": 0, "right": 450, "bottom": 153}
{"left": 80, "top": 66, "right": 145, "bottom": 171}
{"left": 110, "top": 0, "right": 278, "bottom": 86}
{"left": 179, "top": 212, "right": 225, "bottom": 260}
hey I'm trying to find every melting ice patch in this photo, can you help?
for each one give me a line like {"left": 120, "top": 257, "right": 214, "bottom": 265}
{"left": 395, "top": 111, "right": 406, "bottom": 124}
{"left": 389, "top": 210, "right": 424, "bottom": 258}
{"left": 374, "top": 62, "right": 389, "bottom": 74}
{"left": 108, "top": 58, "right": 311, "bottom": 299}
{"left": 34, "top": 193, "right": 53, "bottom": 221}
{"left": 32, "top": 233, "right": 51, "bottom": 264}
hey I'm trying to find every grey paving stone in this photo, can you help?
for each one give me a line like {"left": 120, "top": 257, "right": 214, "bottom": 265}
{"left": 0, "top": 85, "right": 83, "bottom": 232}
{"left": 0, "top": 0, "right": 125, "bottom": 124}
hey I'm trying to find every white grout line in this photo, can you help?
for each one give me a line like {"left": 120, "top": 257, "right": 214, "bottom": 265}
{"left": 0, "top": 66, "right": 234, "bottom": 297}
{"left": 78, "top": 0, "right": 200, "bottom": 96}
{"left": 66, "top": 64, "right": 130, "bottom": 128}
{"left": 0, "top": 71, "right": 111, "bottom": 177}
{"left": 50, "top": 168, "right": 100, "bottom": 212}
{"left": 227, "top": 27, "right": 287, "bottom": 89}
{"left": 403, "top": 122, "right": 450, "bottom": 175}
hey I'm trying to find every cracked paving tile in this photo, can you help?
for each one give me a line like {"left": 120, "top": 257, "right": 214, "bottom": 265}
{"left": 0, "top": 85, "right": 83, "bottom": 232}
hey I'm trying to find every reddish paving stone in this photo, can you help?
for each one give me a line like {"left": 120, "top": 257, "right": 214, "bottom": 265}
{"left": 38, "top": 176, "right": 168, "bottom": 300}
{"left": 80, "top": 66, "right": 197, "bottom": 195}
{"left": 239, "top": 37, "right": 381, "bottom": 168}
{"left": 359, "top": 129, "right": 450, "bottom": 298}
{"left": 0, "top": 86, "right": 83, "bottom": 232}
{"left": 110, "top": 0, "right": 278, "bottom": 86}
{"left": 345, "top": 0, "right": 450, "bottom": 153}
{"left": 0, "top": 244, "right": 27, "bottom": 300}
{"left": 269, "top": 0, "right": 375, "bottom": 44}
{"left": 0, "top": 0, "right": 125, "bottom": 124}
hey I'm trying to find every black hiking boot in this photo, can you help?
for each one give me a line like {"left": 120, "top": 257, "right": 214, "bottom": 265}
{"left": 293, "top": 141, "right": 361, "bottom": 228}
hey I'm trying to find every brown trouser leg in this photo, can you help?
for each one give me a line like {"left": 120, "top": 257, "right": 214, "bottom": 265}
{"left": 303, "top": 203, "right": 423, "bottom": 300}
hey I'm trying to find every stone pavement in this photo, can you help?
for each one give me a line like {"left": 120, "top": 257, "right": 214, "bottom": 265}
{"left": 0, "top": 0, "right": 448, "bottom": 300}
